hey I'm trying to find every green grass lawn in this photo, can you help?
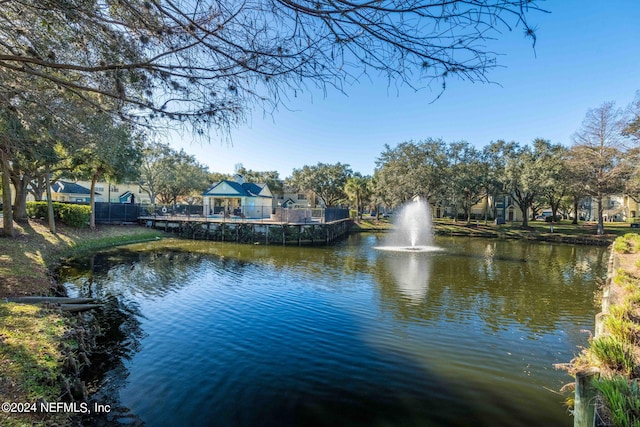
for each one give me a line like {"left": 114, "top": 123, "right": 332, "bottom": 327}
{"left": 0, "top": 220, "right": 163, "bottom": 426}
{"left": 353, "top": 217, "right": 638, "bottom": 243}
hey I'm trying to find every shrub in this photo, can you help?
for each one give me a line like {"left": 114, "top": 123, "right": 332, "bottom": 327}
{"left": 614, "top": 237, "right": 632, "bottom": 254}
{"left": 58, "top": 204, "right": 91, "bottom": 227}
{"left": 26, "top": 201, "right": 90, "bottom": 228}
{"left": 25, "top": 201, "right": 50, "bottom": 219}
{"left": 624, "top": 233, "right": 640, "bottom": 254}
{"left": 605, "top": 305, "right": 640, "bottom": 344}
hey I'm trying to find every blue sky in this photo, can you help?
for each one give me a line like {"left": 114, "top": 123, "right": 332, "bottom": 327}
{"left": 171, "top": 1, "right": 640, "bottom": 179}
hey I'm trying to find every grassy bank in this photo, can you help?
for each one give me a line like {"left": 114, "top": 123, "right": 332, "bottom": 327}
{"left": 0, "top": 220, "right": 163, "bottom": 298}
{"left": 563, "top": 233, "right": 640, "bottom": 425}
{"left": 0, "top": 220, "right": 162, "bottom": 426}
{"left": 0, "top": 303, "right": 68, "bottom": 426}
{"left": 353, "top": 217, "right": 634, "bottom": 244}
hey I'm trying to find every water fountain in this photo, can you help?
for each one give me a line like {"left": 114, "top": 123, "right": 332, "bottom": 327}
{"left": 374, "top": 198, "right": 440, "bottom": 252}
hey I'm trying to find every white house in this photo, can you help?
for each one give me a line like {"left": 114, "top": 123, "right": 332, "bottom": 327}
{"left": 202, "top": 175, "right": 273, "bottom": 219}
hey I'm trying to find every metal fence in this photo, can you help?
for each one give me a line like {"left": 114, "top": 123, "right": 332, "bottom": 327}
{"left": 325, "top": 208, "right": 350, "bottom": 222}
{"left": 94, "top": 202, "right": 145, "bottom": 224}
{"left": 96, "top": 202, "right": 350, "bottom": 225}
{"left": 271, "top": 207, "right": 349, "bottom": 223}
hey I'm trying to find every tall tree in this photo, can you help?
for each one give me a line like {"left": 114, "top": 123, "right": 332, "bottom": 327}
{"left": 503, "top": 144, "right": 545, "bottom": 228}
{"left": 139, "top": 141, "right": 173, "bottom": 206}
{"left": 68, "top": 116, "right": 143, "bottom": 229}
{"left": 482, "top": 140, "right": 518, "bottom": 222}
{"left": 155, "top": 150, "right": 210, "bottom": 208}
{"left": 0, "top": 110, "right": 23, "bottom": 236}
{"left": 567, "top": 102, "right": 631, "bottom": 235}
{"left": 287, "top": 162, "right": 352, "bottom": 207}
{"left": 447, "top": 141, "right": 488, "bottom": 224}
{"left": 533, "top": 139, "right": 567, "bottom": 221}
{"left": 1, "top": 74, "right": 126, "bottom": 233}
{"left": 375, "top": 139, "right": 448, "bottom": 207}
{"left": 236, "top": 167, "right": 284, "bottom": 197}
{"left": 371, "top": 171, "right": 395, "bottom": 218}
{"left": 623, "top": 91, "right": 640, "bottom": 141}
{"left": 345, "top": 174, "right": 372, "bottom": 221}
{"left": 623, "top": 92, "right": 640, "bottom": 205}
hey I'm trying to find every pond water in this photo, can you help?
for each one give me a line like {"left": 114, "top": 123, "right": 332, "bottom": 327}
{"left": 57, "top": 234, "right": 609, "bottom": 427}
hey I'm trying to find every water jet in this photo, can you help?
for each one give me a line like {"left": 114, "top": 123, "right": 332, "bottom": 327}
{"left": 374, "top": 198, "right": 440, "bottom": 252}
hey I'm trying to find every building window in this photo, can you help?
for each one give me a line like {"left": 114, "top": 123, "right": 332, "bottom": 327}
{"left": 95, "top": 186, "right": 104, "bottom": 192}
{"left": 297, "top": 193, "right": 307, "bottom": 200}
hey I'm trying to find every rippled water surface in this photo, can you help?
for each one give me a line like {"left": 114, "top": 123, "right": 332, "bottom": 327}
{"left": 58, "top": 234, "right": 608, "bottom": 427}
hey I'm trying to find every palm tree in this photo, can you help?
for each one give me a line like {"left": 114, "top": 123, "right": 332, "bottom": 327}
{"left": 345, "top": 175, "right": 372, "bottom": 221}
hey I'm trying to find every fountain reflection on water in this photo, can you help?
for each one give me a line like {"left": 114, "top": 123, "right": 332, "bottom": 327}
{"left": 383, "top": 252, "right": 433, "bottom": 302}
{"left": 374, "top": 198, "right": 441, "bottom": 253}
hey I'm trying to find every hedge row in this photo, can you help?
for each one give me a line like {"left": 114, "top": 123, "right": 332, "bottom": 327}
{"left": 26, "top": 201, "right": 91, "bottom": 228}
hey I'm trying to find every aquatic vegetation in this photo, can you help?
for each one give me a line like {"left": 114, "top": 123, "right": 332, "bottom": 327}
{"left": 594, "top": 376, "right": 640, "bottom": 427}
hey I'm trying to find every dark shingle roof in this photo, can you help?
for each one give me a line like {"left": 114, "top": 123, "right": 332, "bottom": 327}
{"left": 203, "top": 180, "right": 271, "bottom": 198}
{"left": 51, "top": 181, "right": 98, "bottom": 195}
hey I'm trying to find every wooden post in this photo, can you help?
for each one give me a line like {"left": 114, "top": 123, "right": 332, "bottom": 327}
{"left": 601, "top": 286, "right": 610, "bottom": 314}
{"left": 574, "top": 368, "right": 599, "bottom": 427}
{"left": 595, "top": 313, "right": 607, "bottom": 337}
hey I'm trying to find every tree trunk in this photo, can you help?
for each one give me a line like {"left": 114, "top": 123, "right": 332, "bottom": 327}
{"left": 90, "top": 174, "right": 98, "bottom": 230}
{"left": 10, "top": 171, "right": 31, "bottom": 222}
{"left": 483, "top": 192, "right": 489, "bottom": 225}
{"left": 31, "top": 176, "right": 45, "bottom": 201}
{"left": 492, "top": 192, "right": 499, "bottom": 222}
{"left": 45, "top": 166, "right": 56, "bottom": 234}
{"left": 596, "top": 195, "right": 604, "bottom": 235}
{"left": 1, "top": 150, "right": 15, "bottom": 237}
{"left": 516, "top": 200, "right": 530, "bottom": 227}
{"left": 572, "top": 197, "right": 579, "bottom": 225}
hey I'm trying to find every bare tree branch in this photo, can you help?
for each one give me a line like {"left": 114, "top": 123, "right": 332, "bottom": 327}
{"left": 0, "top": 0, "right": 545, "bottom": 135}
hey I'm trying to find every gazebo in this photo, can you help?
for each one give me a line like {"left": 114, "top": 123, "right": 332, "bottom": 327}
{"left": 202, "top": 175, "right": 273, "bottom": 219}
